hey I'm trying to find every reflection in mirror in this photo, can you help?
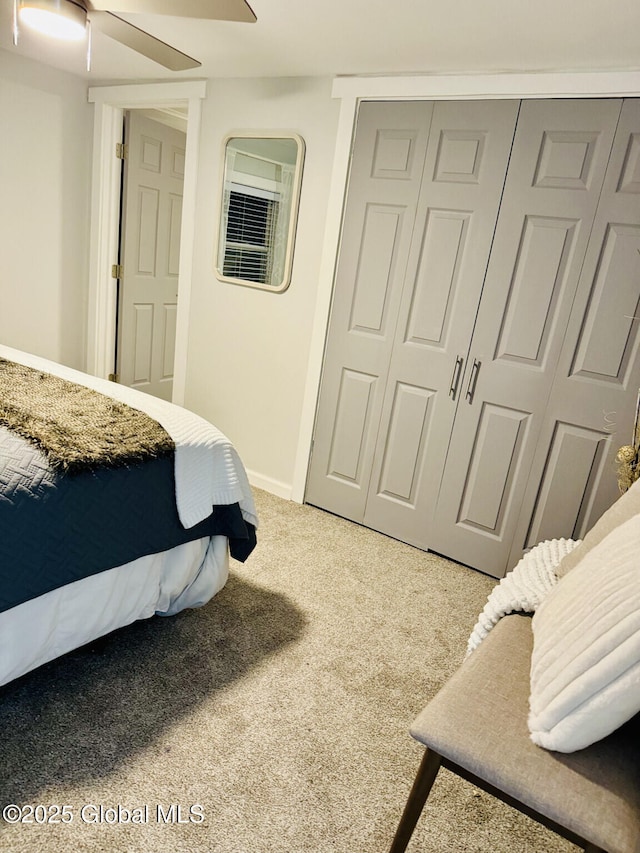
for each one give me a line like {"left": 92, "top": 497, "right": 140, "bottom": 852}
{"left": 215, "top": 133, "right": 305, "bottom": 292}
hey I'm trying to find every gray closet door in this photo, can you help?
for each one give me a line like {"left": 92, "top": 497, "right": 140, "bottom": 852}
{"left": 306, "top": 99, "right": 519, "bottom": 542}
{"left": 362, "top": 100, "right": 520, "bottom": 548}
{"left": 428, "top": 99, "right": 623, "bottom": 576}
{"left": 305, "top": 101, "right": 434, "bottom": 523}
{"left": 507, "top": 98, "right": 640, "bottom": 567}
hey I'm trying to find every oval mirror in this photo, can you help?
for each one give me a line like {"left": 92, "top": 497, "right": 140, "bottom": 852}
{"left": 215, "top": 133, "right": 305, "bottom": 292}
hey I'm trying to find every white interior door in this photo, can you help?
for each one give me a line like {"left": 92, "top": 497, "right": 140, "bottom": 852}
{"left": 428, "top": 98, "right": 623, "bottom": 576}
{"left": 117, "top": 111, "right": 186, "bottom": 401}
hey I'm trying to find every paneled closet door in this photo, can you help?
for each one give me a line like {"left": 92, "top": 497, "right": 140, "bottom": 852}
{"left": 305, "top": 101, "right": 434, "bottom": 523}
{"left": 362, "top": 100, "right": 520, "bottom": 548}
{"left": 508, "top": 98, "right": 640, "bottom": 567}
{"left": 429, "top": 99, "right": 623, "bottom": 577}
{"left": 306, "top": 99, "right": 519, "bottom": 541}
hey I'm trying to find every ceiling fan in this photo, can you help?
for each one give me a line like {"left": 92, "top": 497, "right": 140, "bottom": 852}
{"left": 12, "top": 0, "right": 257, "bottom": 70}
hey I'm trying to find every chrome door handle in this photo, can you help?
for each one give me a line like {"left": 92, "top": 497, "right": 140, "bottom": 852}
{"left": 449, "top": 355, "right": 464, "bottom": 400}
{"left": 466, "top": 358, "right": 481, "bottom": 404}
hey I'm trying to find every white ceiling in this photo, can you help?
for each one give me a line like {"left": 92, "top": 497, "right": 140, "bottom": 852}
{"left": 1, "top": 0, "right": 640, "bottom": 83}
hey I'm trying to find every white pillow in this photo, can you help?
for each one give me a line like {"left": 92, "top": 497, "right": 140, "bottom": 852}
{"left": 528, "top": 512, "right": 640, "bottom": 753}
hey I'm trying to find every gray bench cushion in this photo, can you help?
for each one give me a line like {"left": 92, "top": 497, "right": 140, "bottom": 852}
{"left": 410, "top": 613, "right": 640, "bottom": 853}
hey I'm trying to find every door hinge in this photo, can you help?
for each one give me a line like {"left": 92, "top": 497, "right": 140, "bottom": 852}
{"left": 111, "top": 264, "right": 123, "bottom": 279}
{"left": 115, "top": 142, "right": 128, "bottom": 160}
{"left": 108, "top": 373, "right": 119, "bottom": 383}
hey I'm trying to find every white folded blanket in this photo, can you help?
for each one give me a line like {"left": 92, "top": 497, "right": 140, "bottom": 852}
{"left": 0, "top": 345, "right": 257, "bottom": 531}
{"left": 466, "top": 537, "right": 579, "bottom": 656}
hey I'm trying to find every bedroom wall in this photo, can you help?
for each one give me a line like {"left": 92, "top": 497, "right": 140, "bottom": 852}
{"left": 0, "top": 49, "right": 92, "bottom": 369}
{"left": 184, "top": 77, "right": 340, "bottom": 496}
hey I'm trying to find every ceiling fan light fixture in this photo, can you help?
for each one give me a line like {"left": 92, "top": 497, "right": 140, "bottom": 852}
{"left": 19, "top": 0, "right": 87, "bottom": 42}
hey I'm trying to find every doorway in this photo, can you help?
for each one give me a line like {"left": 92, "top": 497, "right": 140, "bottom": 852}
{"left": 86, "top": 80, "right": 206, "bottom": 406}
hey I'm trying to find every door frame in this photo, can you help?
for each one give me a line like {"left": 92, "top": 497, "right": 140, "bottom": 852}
{"left": 293, "top": 70, "right": 640, "bottom": 502}
{"left": 86, "top": 80, "right": 206, "bottom": 405}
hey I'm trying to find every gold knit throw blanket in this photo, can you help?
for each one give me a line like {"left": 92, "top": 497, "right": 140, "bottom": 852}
{"left": 0, "top": 358, "right": 174, "bottom": 474}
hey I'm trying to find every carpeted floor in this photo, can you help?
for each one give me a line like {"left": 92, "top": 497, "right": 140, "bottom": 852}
{"left": 0, "top": 489, "right": 576, "bottom": 852}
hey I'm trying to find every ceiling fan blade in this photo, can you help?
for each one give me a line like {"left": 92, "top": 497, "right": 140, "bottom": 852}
{"left": 88, "top": 0, "right": 257, "bottom": 23}
{"left": 89, "top": 11, "right": 201, "bottom": 70}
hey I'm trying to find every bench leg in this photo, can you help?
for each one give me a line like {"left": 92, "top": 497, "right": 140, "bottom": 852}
{"left": 388, "top": 748, "right": 443, "bottom": 853}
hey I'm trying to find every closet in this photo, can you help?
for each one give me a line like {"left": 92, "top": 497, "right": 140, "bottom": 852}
{"left": 306, "top": 97, "right": 640, "bottom": 578}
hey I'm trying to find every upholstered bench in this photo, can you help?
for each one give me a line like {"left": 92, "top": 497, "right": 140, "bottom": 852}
{"left": 389, "top": 481, "right": 640, "bottom": 853}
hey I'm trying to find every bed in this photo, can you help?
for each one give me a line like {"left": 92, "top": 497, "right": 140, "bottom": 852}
{"left": 0, "top": 344, "right": 258, "bottom": 686}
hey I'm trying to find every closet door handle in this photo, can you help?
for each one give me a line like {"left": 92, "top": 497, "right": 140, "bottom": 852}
{"left": 449, "top": 355, "right": 464, "bottom": 400}
{"left": 466, "top": 358, "right": 481, "bottom": 404}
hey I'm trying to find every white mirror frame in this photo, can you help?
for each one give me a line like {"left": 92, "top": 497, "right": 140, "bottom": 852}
{"left": 214, "top": 132, "right": 305, "bottom": 293}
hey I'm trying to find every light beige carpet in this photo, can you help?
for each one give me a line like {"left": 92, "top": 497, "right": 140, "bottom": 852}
{"left": 0, "top": 489, "right": 575, "bottom": 852}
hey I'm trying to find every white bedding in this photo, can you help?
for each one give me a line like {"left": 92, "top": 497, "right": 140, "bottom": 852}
{"left": 0, "top": 345, "right": 258, "bottom": 531}
{"left": 529, "top": 514, "right": 640, "bottom": 752}
{"left": 0, "top": 536, "right": 229, "bottom": 686}
{"left": 466, "top": 537, "right": 580, "bottom": 656}
{"left": 0, "top": 346, "right": 256, "bottom": 686}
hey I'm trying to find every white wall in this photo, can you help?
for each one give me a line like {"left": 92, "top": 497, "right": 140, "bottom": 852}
{"left": 0, "top": 62, "right": 340, "bottom": 498}
{"left": 0, "top": 49, "right": 92, "bottom": 368}
{"left": 184, "top": 77, "right": 340, "bottom": 496}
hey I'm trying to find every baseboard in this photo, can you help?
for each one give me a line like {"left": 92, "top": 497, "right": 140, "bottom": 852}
{"left": 246, "top": 470, "right": 294, "bottom": 501}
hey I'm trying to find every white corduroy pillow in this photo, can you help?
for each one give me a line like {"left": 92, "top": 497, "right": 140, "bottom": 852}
{"left": 528, "top": 512, "right": 640, "bottom": 753}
